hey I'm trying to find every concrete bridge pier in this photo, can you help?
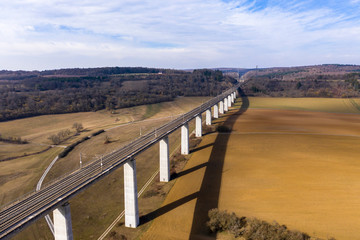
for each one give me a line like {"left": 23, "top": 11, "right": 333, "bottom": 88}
{"left": 124, "top": 159, "right": 139, "bottom": 228}
{"left": 195, "top": 115, "right": 202, "bottom": 137}
{"left": 181, "top": 123, "right": 189, "bottom": 155}
{"left": 234, "top": 91, "right": 237, "bottom": 98}
{"left": 228, "top": 95, "right": 232, "bottom": 107}
{"left": 206, "top": 108, "right": 211, "bottom": 125}
{"left": 224, "top": 98, "right": 228, "bottom": 112}
{"left": 219, "top": 101, "right": 224, "bottom": 114}
{"left": 159, "top": 136, "right": 170, "bottom": 182}
{"left": 213, "top": 104, "right": 219, "bottom": 118}
{"left": 53, "top": 202, "right": 73, "bottom": 240}
{"left": 231, "top": 93, "right": 234, "bottom": 103}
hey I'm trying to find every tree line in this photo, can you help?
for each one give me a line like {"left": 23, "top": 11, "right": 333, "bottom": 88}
{"left": 243, "top": 73, "right": 360, "bottom": 98}
{"left": 0, "top": 68, "right": 236, "bottom": 121}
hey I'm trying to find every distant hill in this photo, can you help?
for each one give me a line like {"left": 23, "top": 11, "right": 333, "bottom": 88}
{"left": 242, "top": 64, "right": 360, "bottom": 98}
{"left": 0, "top": 67, "right": 236, "bottom": 121}
{"left": 184, "top": 68, "right": 253, "bottom": 80}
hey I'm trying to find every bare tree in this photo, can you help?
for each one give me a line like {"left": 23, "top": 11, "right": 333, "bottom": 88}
{"left": 72, "top": 122, "right": 84, "bottom": 133}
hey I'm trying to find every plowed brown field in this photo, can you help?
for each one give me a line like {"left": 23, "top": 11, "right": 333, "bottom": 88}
{"left": 141, "top": 99, "right": 360, "bottom": 240}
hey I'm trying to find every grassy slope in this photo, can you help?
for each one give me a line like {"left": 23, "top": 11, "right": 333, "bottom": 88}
{"left": 142, "top": 98, "right": 360, "bottom": 240}
{"left": 0, "top": 147, "right": 63, "bottom": 207}
{"left": 1, "top": 97, "right": 209, "bottom": 240}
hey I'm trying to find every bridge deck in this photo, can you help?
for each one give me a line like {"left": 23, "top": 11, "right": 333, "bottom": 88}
{"left": 0, "top": 82, "right": 242, "bottom": 239}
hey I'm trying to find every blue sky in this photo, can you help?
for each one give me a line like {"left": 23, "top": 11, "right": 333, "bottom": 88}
{"left": 1, "top": 0, "right": 360, "bottom": 70}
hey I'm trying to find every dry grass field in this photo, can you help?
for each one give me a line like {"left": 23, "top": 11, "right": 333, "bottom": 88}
{"left": 0, "top": 97, "right": 208, "bottom": 240}
{"left": 142, "top": 97, "right": 360, "bottom": 240}
{"left": 248, "top": 97, "right": 360, "bottom": 113}
{"left": 0, "top": 147, "right": 63, "bottom": 206}
{"left": 0, "top": 96, "right": 209, "bottom": 144}
{"left": 0, "top": 96, "right": 210, "bottom": 205}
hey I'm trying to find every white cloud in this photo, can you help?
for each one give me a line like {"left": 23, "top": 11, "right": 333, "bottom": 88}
{"left": 0, "top": 0, "right": 360, "bottom": 70}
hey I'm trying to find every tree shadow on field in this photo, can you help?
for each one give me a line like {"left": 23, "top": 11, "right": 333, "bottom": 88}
{"left": 189, "top": 87, "right": 249, "bottom": 239}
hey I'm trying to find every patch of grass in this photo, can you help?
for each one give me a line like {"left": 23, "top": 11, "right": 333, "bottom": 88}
{"left": 0, "top": 147, "right": 62, "bottom": 207}
{"left": 0, "top": 142, "right": 48, "bottom": 161}
{"left": 143, "top": 103, "right": 162, "bottom": 119}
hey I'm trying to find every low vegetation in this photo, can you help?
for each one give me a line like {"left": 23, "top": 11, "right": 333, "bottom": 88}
{"left": 72, "top": 122, "right": 84, "bottom": 133}
{"left": 58, "top": 129, "right": 105, "bottom": 158}
{"left": 0, "top": 134, "right": 28, "bottom": 144}
{"left": 48, "top": 129, "right": 71, "bottom": 145}
{"left": 207, "top": 209, "right": 334, "bottom": 240}
{"left": 48, "top": 122, "right": 85, "bottom": 145}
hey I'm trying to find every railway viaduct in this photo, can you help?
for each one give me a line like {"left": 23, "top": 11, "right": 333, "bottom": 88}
{"left": 0, "top": 82, "right": 242, "bottom": 240}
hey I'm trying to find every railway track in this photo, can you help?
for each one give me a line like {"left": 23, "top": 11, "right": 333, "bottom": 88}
{"left": 0, "top": 82, "right": 242, "bottom": 239}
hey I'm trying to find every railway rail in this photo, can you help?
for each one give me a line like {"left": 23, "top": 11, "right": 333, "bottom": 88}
{"left": 0, "top": 82, "right": 242, "bottom": 239}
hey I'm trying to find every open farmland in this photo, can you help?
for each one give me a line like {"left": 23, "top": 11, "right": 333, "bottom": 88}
{"left": 0, "top": 97, "right": 210, "bottom": 208}
{"left": 142, "top": 97, "right": 360, "bottom": 240}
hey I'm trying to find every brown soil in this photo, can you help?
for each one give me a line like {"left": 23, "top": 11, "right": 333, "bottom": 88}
{"left": 141, "top": 100, "right": 360, "bottom": 240}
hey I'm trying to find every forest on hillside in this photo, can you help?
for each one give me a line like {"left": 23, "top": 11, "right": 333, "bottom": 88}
{"left": 0, "top": 67, "right": 236, "bottom": 121}
{"left": 242, "top": 64, "right": 360, "bottom": 98}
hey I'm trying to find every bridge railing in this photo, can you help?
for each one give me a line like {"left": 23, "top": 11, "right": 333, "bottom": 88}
{"left": 0, "top": 82, "right": 243, "bottom": 239}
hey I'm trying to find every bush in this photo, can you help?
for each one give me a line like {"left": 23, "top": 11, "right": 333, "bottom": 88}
{"left": 0, "top": 135, "right": 28, "bottom": 144}
{"left": 48, "top": 128, "right": 71, "bottom": 145}
{"left": 72, "top": 122, "right": 84, "bottom": 133}
{"left": 243, "top": 218, "right": 310, "bottom": 240}
{"left": 207, "top": 209, "right": 313, "bottom": 240}
{"left": 48, "top": 134, "right": 61, "bottom": 145}
{"left": 207, "top": 209, "right": 245, "bottom": 237}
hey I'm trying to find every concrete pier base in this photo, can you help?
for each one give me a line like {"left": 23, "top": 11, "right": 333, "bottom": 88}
{"left": 124, "top": 159, "right": 139, "bottom": 228}
{"left": 181, "top": 123, "right": 189, "bottom": 155}
{"left": 53, "top": 202, "right": 73, "bottom": 240}
{"left": 219, "top": 101, "right": 224, "bottom": 114}
{"left": 159, "top": 136, "right": 170, "bottom": 182}
{"left": 206, "top": 109, "right": 211, "bottom": 125}
{"left": 224, "top": 98, "right": 228, "bottom": 112}
{"left": 213, "top": 104, "right": 219, "bottom": 118}
{"left": 195, "top": 115, "right": 202, "bottom": 137}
